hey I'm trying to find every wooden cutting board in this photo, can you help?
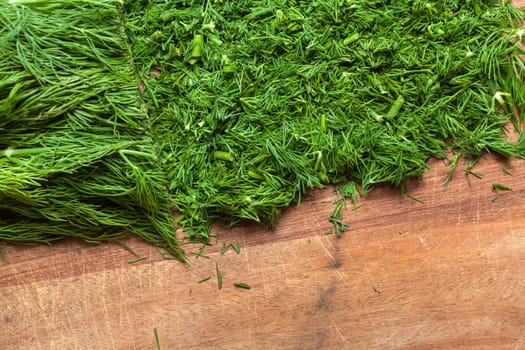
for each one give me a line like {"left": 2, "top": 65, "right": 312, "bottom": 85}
{"left": 1, "top": 153, "right": 524, "bottom": 350}
{"left": 2, "top": 2, "right": 525, "bottom": 348}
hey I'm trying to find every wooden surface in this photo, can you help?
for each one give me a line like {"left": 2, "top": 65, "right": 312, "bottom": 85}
{"left": 2, "top": 2, "right": 525, "bottom": 347}
{"left": 1, "top": 151, "right": 525, "bottom": 349}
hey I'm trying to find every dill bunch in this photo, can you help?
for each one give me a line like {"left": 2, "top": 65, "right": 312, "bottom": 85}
{"left": 125, "top": 0, "right": 525, "bottom": 238}
{"left": 0, "top": 0, "right": 184, "bottom": 259}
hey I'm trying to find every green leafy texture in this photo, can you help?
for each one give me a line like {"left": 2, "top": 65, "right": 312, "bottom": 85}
{"left": 0, "top": 0, "right": 184, "bottom": 260}
{"left": 123, "top": 1, "right": 525, "bottom": 238}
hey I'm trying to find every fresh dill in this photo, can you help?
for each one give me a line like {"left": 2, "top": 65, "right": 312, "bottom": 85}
{"left": 118, "top": 241, "right": 141, "bottom": 258}
{"left": 128, "top": 257, "right": 147, "bottom": 264}
{"left": 123, "top": 1, "right": 525, "bottom": 239}
{"left": 0, "top": 0, "right": 185, "bottom": 261}
{"left": 234, "top": 282, "right": 251, "bottom": 289}
{"left": 215, "top": 262, "right": 223, "bottom": 290}
{"left": 492, "top": 183, "right": 513, "bottom": 191}
{"left": 2, "top": 1, "right": 525, "bottom": 259}
{"left": 198, "top": 276, "right": 211, "bottom": 283}
{"left": 407, "top": 194, "right": 424, "bottom": 204}
{"left": 221, "top": 241, "right": 241, "bottom": 255}
{"left": 154, "top": 328, "right": 161, "bottom": 350}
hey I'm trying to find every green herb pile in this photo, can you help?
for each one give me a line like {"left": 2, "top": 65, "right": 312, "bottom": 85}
{"left": 2, "top": 0, "right": 525, "bottom": 258}
{"left": 124, "top": 0, "right": 525, "bottom": 237}
{"left": 0, "top": 0, "right": 183, "bottom": 259}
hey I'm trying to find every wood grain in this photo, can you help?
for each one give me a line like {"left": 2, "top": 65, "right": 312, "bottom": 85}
{"left": 2, "top": 3, "right": 525, "bottom": 348}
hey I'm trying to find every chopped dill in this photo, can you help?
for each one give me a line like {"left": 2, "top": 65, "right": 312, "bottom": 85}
{"left": 221, "top": 241, "right": 241, "bottom": 255}
{"left": 216, "top": 262, "right": 223, "bottom": 290}
{"left": 128, "top": 257, "right": 147, "bottom": 264}
{"left": 465, "top": 169, "right": 484, "bottom": 180}
{"left": 118, "top": 241, "right": 141, "bottom": 258}
{"left": 407, "top": 194, "right": 424, "bottom": 204}
{"left": 123, "top": 1, "right": 525, "bottom": 240}
{"left": 234, "top": 282, "right": 251, "bottom": 289}
{"left": 154, "top": 328, "right": 161, "bottom": 350}
{"left": 492, "top": 183, "right": 513, "bottom": 191}
{"left": 2, "top": 1, "right": 525, "bottom": 259}
{"left": 230, "top": 241, "right": 241, "bottom": 255}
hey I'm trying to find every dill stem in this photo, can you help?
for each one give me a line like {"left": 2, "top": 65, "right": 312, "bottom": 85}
{"left": 1, "top": 147, "right": 43, "bottom": 157}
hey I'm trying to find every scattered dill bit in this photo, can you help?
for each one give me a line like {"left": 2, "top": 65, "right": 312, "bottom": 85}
{"left": 230, "top": 241, "right": 241, "bottom": 255}
{"left": 492, "top": 183, "right": 512, "bottom": 191}
{"left": 193, "top": 242, "right": 209, "bottom": 259}
{"left": 198, "top": 276, "right": 211, "bottom": 283}
{"left": 118, "top": 241, "right": 141, "bottom": 258}
{"left": 491, "top": 195, "right": 499, "bottom": 203}
{"left": 342, "top": 182, "right": 360, "bottom": 205}
{"left": 191, "top": 251, "right": 210, "bottom": 259}
{"left": 234, "top": 282, "right": 251, "bottom": 289}
{"left": 221, "top": 241, "right": 241, "bottom": 255}
{"left": 211, "top": 233, "right": 220, "bottom": 246}
{"left": 215, "top": 262, "right": 223, "bottom": 290}
{"left": 329, "top": 188, "right": 349, "bottom": 236}
{"left": 328, "top": 217, "right": 348, "bottom": 237}
{"left": 128, "top": 257, "right": 147, "bottom": 264}
{"left": 325, "top": 230, "right": 333, "bottom": 235}
{"left": 154, "top": 328, "right": 161, "bottom": 350}
{"left": 155, "top": 247, "right": 173, "bottom": 260}
{"left": 407, "top": 194, "right": 424, "bottom": 204}
{"left": 444, "top": 152, "right": 462, "bottom": 188}
{"left": 502, "top": 168, "right": 513, "bottom": 176}
{"left": 465, "top": 169, "right": 484, "bottom": 180}
{"left": 352, "top": 204, "right": 364, "bottom": 211}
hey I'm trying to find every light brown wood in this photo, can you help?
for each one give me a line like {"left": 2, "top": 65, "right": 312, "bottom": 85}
{"left": 1, "top": 152, "right": 525, "bottom": 350}
{"left": 2, "top": 2, "right": 525, "bottom": 348}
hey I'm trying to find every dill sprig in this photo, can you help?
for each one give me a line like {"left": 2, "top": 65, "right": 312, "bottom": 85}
{"left": 0, "top": 0, "right": 184, "bottom": 260}
{"left": 124, "top": 1, "right": 525, "bottom": 238}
